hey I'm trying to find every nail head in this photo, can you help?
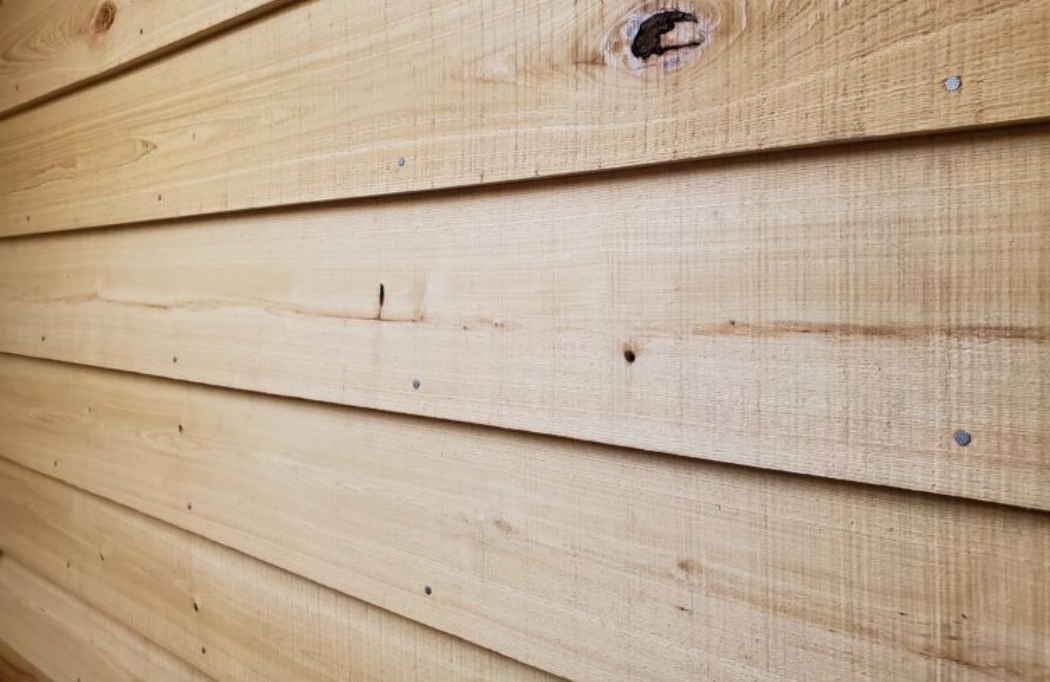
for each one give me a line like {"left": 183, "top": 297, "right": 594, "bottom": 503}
{"left": 953, "top": 429, "right": 972, "bottom": 447}
{"left": 944, "top": 75, "right": 962, "bottom": 92}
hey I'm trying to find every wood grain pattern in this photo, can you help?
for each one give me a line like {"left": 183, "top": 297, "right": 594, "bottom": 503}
{"left": 2, "top": 0, "right": 1049, "bottom": 236}
{"left": 0, "top": 458, "right": 561, "bottom": 682}
{"left": 0, "top": 555, "right": 212, "bottom": 682}
{"left": 2, "top": 355, "right": 1049, "bottom": 682}
{"left": 1, "top": 127, "right": 1046, "bottom": 508}
{"left": 0, "top": 0, "right": 295, "bottom": 116}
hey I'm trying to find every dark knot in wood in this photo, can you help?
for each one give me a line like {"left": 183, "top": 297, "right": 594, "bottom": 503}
{"left": 630, "top": 11, "right": 702, "bottom": 59}
{"left": 93, "top": 1, "right": 117, "bottom": 34}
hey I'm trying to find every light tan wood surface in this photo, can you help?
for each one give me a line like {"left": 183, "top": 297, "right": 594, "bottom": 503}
{"left": 0, "top": 555, "right": 213, "bottom": 682}
{"left": 1, "top": 127, "right": 1046, "bottom": 509}
{"left": 0, "top": 639, "right": 50, "bottom": 682}
{"left": 2, "top": 355, "right": 1048, "bottom": 682}
{"left": 0, "top": 0, "right": 295, "bottom": 116}
{"left": 2, "top": 0, "right": 1048, "bottom": 236}
{"left": 0, "top": 458, "right": 562, "bottom": 682}
{"left": 2, "top": 0, "right": 1048, "bottom": 676}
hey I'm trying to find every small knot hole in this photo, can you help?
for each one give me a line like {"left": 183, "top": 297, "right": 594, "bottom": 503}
{"left": 93, "top": 1, "right": 117, "bottom": 34}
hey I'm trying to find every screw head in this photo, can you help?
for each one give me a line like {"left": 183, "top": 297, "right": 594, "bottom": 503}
{"left": 944, "top": 75, "right": 962, "bottom": 92}
{"left": 953, "top": 430, "right": 972, "bottom": 447}
{"left": 412, "top": 378, "right": 421, "bottom": 390}
{"left": 397, "top": 157, "right": 406, "bottom": 167}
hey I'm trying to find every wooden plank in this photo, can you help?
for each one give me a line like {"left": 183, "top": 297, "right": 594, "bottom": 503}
{"left": 0, "top": 555, "right": 213, "bottom": 682}
{"left": 0, "top": 0, "right": 296, "bottom": 116}
{"left": 1, "top": 356, "right": 1048, "bottom": 682}
{"left": 2, "top": 0, "right": 1049, "bottom": 236}
{"left": 0, "top": 459, "right": 561, "bottom": 682}
{"left": 1, "top": 127, "right": 1047, "bottom": 508}
{"left": 0, "top": 639, "right": 50, "bottom": 682}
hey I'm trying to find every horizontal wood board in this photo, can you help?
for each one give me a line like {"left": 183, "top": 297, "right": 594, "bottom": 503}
{"left": 2, "top": 355, "right": 1049, "bottom": 681}
{"left": 2, "top": 0, "right": 1049, "bottom": 236}
{"left": 0, "top": 555, "right": 213, "bottom": 682}
{"left": 0, "top": 638, "right": 50, "bottom": 682}
{"left": 0, "top": 0, "right": 296, "bottom": 115}
{"left": 0, "top": 127, "right": 1047, "bottom": 509}
{"left": 0, "top": 458, "right": 561, "bottom": 682}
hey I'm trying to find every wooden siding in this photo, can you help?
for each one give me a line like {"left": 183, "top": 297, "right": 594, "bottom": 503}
{"left": 0, "top": 127, "right": 1046, "bottom": 509}
{"left": 1, "top": 354, "right": 1049, "bottom": 680}
{"left": 0, "top": 638, "right": 52, "bottom": 682}
{"left": 0, "top": 0, "right": 295, "bottom": 115}
{"left": 2, "top": 0, "right": 1050, "bottom": 236}
{"left": 0, "top": 554, "right": 213, "bottom": 682}
{"left": 1, "top": 0, "right": 1048, "bottom": 679}
{"left": 0, "top": 459, "right": 561, "bottom": 682}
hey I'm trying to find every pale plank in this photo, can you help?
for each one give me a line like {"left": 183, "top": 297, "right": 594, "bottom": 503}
{"left": 0, "top": 127, "right": 1047, "bottom": 509}
{"left": 0, "top": 460, "right": 561, "bottom": 682}
{"left": 0, "top": 555, "right": 213, "bottom": 682}
{"left": 1, "top": 355, "right": 1048, "bottom": 682}
{"left": 0, "top": 0, "right": 295, "bottom": 115}
{"left": 2, "top": 0, "right": 1049, "bottom": 235}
